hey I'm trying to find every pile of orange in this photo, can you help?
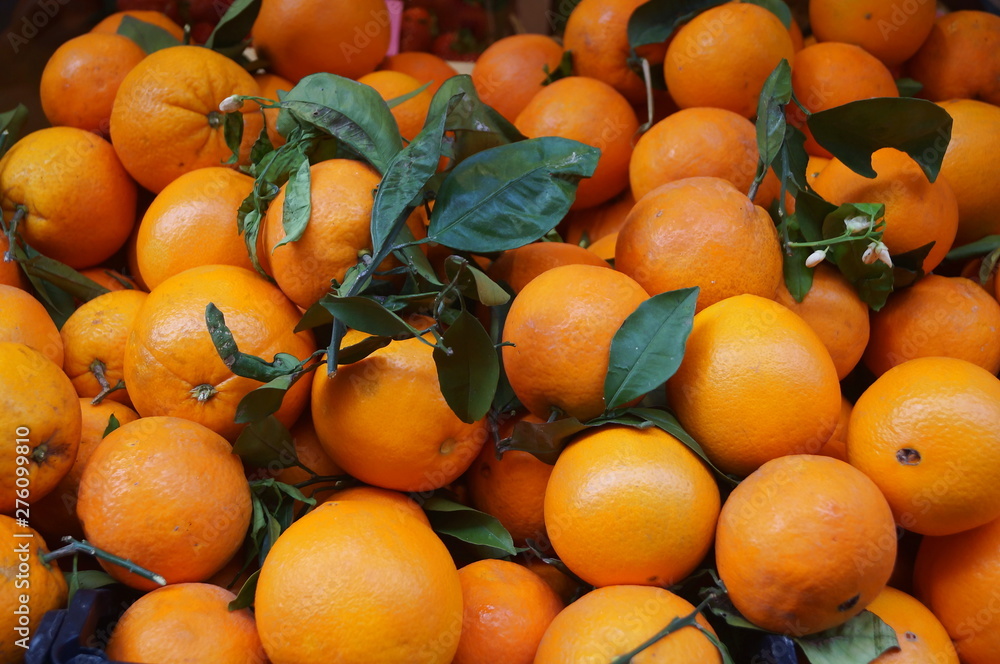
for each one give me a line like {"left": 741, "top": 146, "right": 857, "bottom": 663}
{"left": 2, "top": 0, "right": 1000, "bottom": 662}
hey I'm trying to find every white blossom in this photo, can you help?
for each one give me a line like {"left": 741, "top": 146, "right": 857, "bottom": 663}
{"left": 844, "top": 215, "right": 870, "bottom": 235}
{"left": 805, "top": 249, "right": 827, "bottom": 268}
{"left": 219, "top": 95, "right": 244, "bottom": 113}
{"left": 862, "top": 241, "right": 891, "bottom": 267}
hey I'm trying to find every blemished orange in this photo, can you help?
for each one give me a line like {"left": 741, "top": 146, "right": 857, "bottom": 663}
{"left": 629, "top": 107, "right": 758, "bottom": 202}
{"left": 848, "top": 357, "right": 1000, "bottom": 536}
{"left": 717, "top": 455, "right": 897, "bottom": 636}
{"left": 106, "top": 583, "right": 267, "bottom": 664}
{"left": 810, "top": 0, "right": 936, "bottom": 67}
{"left": 252, "top": 0, "right": 391, "bottom": 83}
{"left": 253, "top": 72, "right": 294, "bottom": 148}
{"left": 936, "top": 99, "right": 1000, "bottom": 246}
{"left": 78, "top": 268, "right": 139, "bottom": 293}
{"left": 515, "top": 76, "right": 639, "bottom": 210}
{"left": 666, "top": 295, "right": 842, "bottom": 477}
{"left": 544, "top": 425, "right": 720, "bottom": 588}
{"left": 329, "top": 485, "right": 431, "bottom": 527}
{"left": 534, "top": 585, "right": 722, "bottom": 664}
{"left": 255, "top": 500, "right": 463, "bottom": 664}
{"left": 77, "top": 416, "right": 252, "bottom": 590}
{"left": 774, "top": 263, "right": 871, "bottom": 380}
{"left": 110, "top": 45, "right": 263, "bottom": 193}
{"left": 39, "top": 32, "right": 146, "bottom": 136}
{"left": 311, "top": 323, "right": 487, "bottom": 492}
{"left": 453, "top": 559, "right": 564, "bottom": 664}
{"left": 560, "top": 189, "right": 634, "bottom": 246}
{"left": 502, "top": 264, "right": 648, "bottom": 421}
{"left": 357, "top": 70, "right": 434, "bottom": 141}
{"left": 486, "top": 241, "right": 609, "bottom": 294}
{"left": 123, "top": 265, "right": 316, "bottom": 441}
{"left": 0, "top": 342, "right": 81, "bottom": 513}
{"left": 864, "top": 275, "right": 1000, "bottom": 376}
{"left": 812, "top": 148, "right": 959, "bottom": 273}
{"left": 907, "top": 11, "right": 1000, "bottom": 105}
{"left": 380, "top": 51, "right": 458, "bottom": 95}
{"left": 913, "top": 516, "right": 1000, "bottom": 664}
{"left": 270, "top": 417, "right": 343, "bottom": 503}
{"left": 664, "top": 3, "right": 795, "bottom": 118}
{"left": 0, "top": 284, "right": 63, "bottom": 365}
{"left": 90, "top": 10, "right": 185, "bottom": 41}
{"left": 60, "top": 289, "right": 148, "bottom": 406}
{"left": 615, "top": 177, "right": 783, "bottom": 312}
{"left": 0, "top": 127, "right": 136, "bottom": 269}
{"left": 471, "top": 34, "right": 564, "bottom": 123}
{"left": 135, "top": 166, "right": 255, "bottom": 289}
{"left": 866, "top": 586, "right": 960, "bottom": 664}
{"left": 0, "top": 517, "right": 67, "bottom": 664}
{"left": 788, "top": 42, "right": 899, "bottom": 158}
{"left": 817, "top": 396, "right": 852, "bottom": 462}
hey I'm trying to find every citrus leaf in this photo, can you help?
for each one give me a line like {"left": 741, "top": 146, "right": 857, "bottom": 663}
{"left": 498, "top": 417, "right": 591, "bottom": 465}
{"left": 742, "top": 0, "right": 792, "bottom": 28}
{"left": 605, "top": 287, "right": 698, "bottom": 410}
{"left": 783, "top": 245, "right": 815, "bottom": 303}
{"left": 891, "top": 242, "right": 933, "bottom": 290}
{"left": 821, "top": 204, "right": 894, "bottom": 310}
{"left": 773, "top": 124, "right": 811, "bottom": 198}
{"left": 228, "top": 570, "right": 260, "bottom": 611}
{"left": 423, "top": 495, "right": 518, "bottom": 557}
{"left": 752, "top": 59, "right": 792, "bottom": 197}
{"left": 945, "top": 235, "right": 1000, "bottom": 262}
{"left": 318, "top": 295, "right": 415, "bottom": 337}
{"left": 627, "top": 0, "right": 727, "bottom": 49}
{"left": 433, "top": 310, "right": 499, "bottom": 424}
{"left": 793, "top": 611, "right": 899, "bottom": 664}
{"left": 205, "top": 304, "right": 305, "bottom": 381}
{"left": 233, "top": 415, "right": 297, "bottom": 469}
{"left": 222, "top": 110, "right": 244, "bottom": 165}
{"left": 204, "top": 0, "right": 260, "bottom": 50}
{"left": 434, "top": 75, "right": 524, "bottom": 161}
{"left": 13, "top": 247, "right": 110, "bottom": 303}
{"left": 385, "top": 81, "right": 432, "bottom": 109}
{"left": 235, "top": 372, "right": 305, "bottom": 424}
{"left": 0, "top": 103, "right": 28, "bottom": 158}
{"left": 895, "top": 77, "right": 923, "bottom": 98}
{"left": 428, "top": 137, "right": 600, "bottom": 253}
{"left": 116, "top": 15, "right": 182, "bottom": 53}
{"left": 444, "top": 256, "right": 510, "bottom": 307}
{"left": 102, "top": 414, "right": 121, "bottom": 439}
{"left": 625, "top": 407, "right": 738, "bottom": 484}
{"left": 273, "top": 154, "right": 311, "bottom": 248}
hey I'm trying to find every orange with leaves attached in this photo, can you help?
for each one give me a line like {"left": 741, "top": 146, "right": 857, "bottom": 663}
{"left": 866, "top": 586, "right": 959, "bottom": 664}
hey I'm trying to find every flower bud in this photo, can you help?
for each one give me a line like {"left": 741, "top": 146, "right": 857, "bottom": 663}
{"left": 805, "top": 249, "right": 827, "bottom": 268}
{"left": 219, "top": 95, "right": 244, "bottom": 113}
{"left": 862, "top": 242, "right": 878, "bottom": 265}
{"left": 844, "top": 215, "right": 870, "bottom": 235}
{"left": 876, "top": 243, "right": 892, "bottom": 267}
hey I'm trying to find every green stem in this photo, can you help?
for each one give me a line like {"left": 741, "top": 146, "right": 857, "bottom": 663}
{"left": 42, "top": 538, "right": 166, "bottom": 586}
{"left": 785, "top": 233, "right": 873, "bottom": 249}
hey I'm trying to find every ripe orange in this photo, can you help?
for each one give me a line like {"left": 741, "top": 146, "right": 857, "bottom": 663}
{"left": 534, "top": 585, "right": 722, "bottom": 663}
{"left": 471, "top": 34, "right": 564, "bottom": 123}
{"left": 255, "top": 500, "right": 463, "bottom": 664}
{"left": 358, "top": 70, "right": 434, "bottom": 141}
{"left": 502, "top": 264, "right": 648, "bottom": 421}
{"left": 615, "top": 177, "right": 783, "bottom": 312}
{"left": 664, "top": 3, "right": 795, "bottom": 118}
{"left": 0, "top": 342, "right": 81, "bottom": 513}
{"left": 328, "top": 485, "right": 431, "bottom": 526}
{"left": 848, "top": 356, "right": 1000, "bottom": 536}
{"left": 866, "top": 586, "right": 959, "bottom": 664}
{"left": 124, "top": 265, "right": 316, "bottom": 441}
{"left": 907, "top": 11, "right": 1000, "bottom": 105}
{"left": 559, "top": 189, "right": 635, "bottom": 246}
{"left": 586, "top": 232, "right": 617, "bottom": 261}
{"left": 252, "top": 0, "right": 391, "bottom": 83}
{"left": 90, "top": 10, "right": 185, "bottom": 41}
{"left": 79, "top": 268, "right": 140, "bottom": 293}
{"left": 106, "top": 583, "right": 267, "bottom": 664}
{"left": 380, "top": 51, "right": 458, "bottom": 96}
{"left": 812, "top": 147, "right": 959, "bottom": 273}
{"left": 0, "top": 284, "right": 63, "bottom": 365}
{"left": 545, "top": 425, "right": 720, "bottom": 587}
{"left": 486, "top": 241, "right": 609, "bottom": 294}
{"left": 253, "top": 72, "right": 294, "bottom": 148}
{"left": 0, "top": 127, "right": 136, "bottom": 269}
{"left": 77, "top": 416, "right": 252, "bottom": 589}
{"left": 817, "top": 396, "right": 853, "bottom": 462}
{"left": 810, "top": 0, "right": 936, "bottom": 67}
{"left": 110, "top": 45, "right": 263, "bottom": 193}
{"left": 518, "top": 556, "right": 581, "bottom": 605}
{"left": 666, "top": 294, "right": 842, "bottom": 477}
{"left": 717, "top": 454, "right": 897, "bottom": 635}
{"left": 515, "top": 76, "right": 639, "bottom": 210}
{"left": 268, "top": 416, "right": 343, "bottom": 503}
{"left": 135, "top": 166, "right": 255, "bottom": 290}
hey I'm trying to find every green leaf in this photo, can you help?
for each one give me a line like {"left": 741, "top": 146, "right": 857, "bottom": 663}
{"left": 102, "top": 414, "right": 121, "bottom": 439}
{"left": 116, "top": 15, "right": 183, "bottom": 53}
{"left": 626, "top": 407, "right": 738, "bottom": 484}
{"left": 228, "top": 570, "right": 260, "bottom": 611}
{"left": 204, "top": 0, "right": 261, "bottom": 50}
{"left": 542, "top": 51, "right": 575, "bottom": 85}
{"left": 222, "top": 110, "right": 244, "bottom": 165}
{"left": 318, "top": 295, "right": 416, "bottom": 337}
{"left": 751, "top": 59, "right": 792, "bottom": 199}
{"left": 13, "top": 247, "right": 110, "bottom": 303}
{"left": 205, "top": 304, "right": 305, "bottom": 381}
{"left": 433, "top": 310, "right": 499, "bottom": 424}
{"left": 498, "top": 417, "right": 591, "bottom": 465}
{"left": 273, "top": 155, "right": 312, "bottom": 249}
{"left": 423, "top": 495, "right": 518, "bottom": 557}
{"left": 891, "top": 242, "right": 933, "bottom": 290}
{"left": 235, "top": 372, "right": 304, "bottom": 424}
{"left": 444, "top": 257, "right": 510, "bottom": 307}
{"left": 232, "top": 415, "right": 297, "bottom": 469}
{"left": 627, "top": 0, "right": 727, "bottom": 49}
{"left": 821, "top": 204, "right": 894, "bottom": 310}
{"left": 0, "top": 103, "right": 29, "bottom": 158}
{"left": 429, "top": 137, "right": 600, "bottom": 253}
{"left": 793, "top": 611, "right": 899, "bottom": 664}
{"left": 807, "top": 97, "right": 953, "bottom": 182}
{"left": 783, "top": 246, "right": 815, "bottom": 303}
{"left": 604, "top": 287, "right": 698, "bottom": 411}
{"left": 435, "top": 75, "right": 524, "bottom": 154}
{"left": 742, "top": 0, "right": 792, "bottom": 27}
{"left": 385, "top": 81, "right": 432, "bottom": 109}
{"left": 773, "top": 124, "right": 811, "bottom": 198}
{"left": 895, "top": 77, "right": 923, "bottom": 98}
{"left": 945, "top": 234, "right": 1000, "bottom": 262}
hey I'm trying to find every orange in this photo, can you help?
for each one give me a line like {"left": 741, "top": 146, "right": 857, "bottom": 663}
{"left": 0, "top": 516, "right": 67, "bottom": 664}
{"left": 810, "top": 0, "right": 936, "bottom": 67}
{"left": 252, "top": 0, "right": 391, "bottom": 83}
{"left": 544, "top": 425, "right": 720, "bottom": 587}
{"left": 110, "top": 45, "right": 263, "bottom": 193}
{"left": 788, "top": 42, "right": 899, "bottom": 158}
{"left": 77, "top": 415, "right": 251, "bottom": 589}
{"left": 311, "top": 322, "right": 488, "bottom": 492}
{"left": 519, "top": 556, "right": 582, "bottom": 605}
{"left": 789, "top": 16, "right": 805, "bottom": 51}
{"left": 0, "top": 342, "right": 81, "bottom": 513}
{"left": 865, "top": 275, "right": 1000, "bottom": 376}
{"left": 774, "top": 263, "right": 871, "bottom": 380}
{"left": 39, "top": 32, "right": 146, "bottom": 136}
{"left": 629, "top": 107, "right": 758, "bottom": 202}
{"left": 453, "top": 559, "right": 564, "bottom": 664}
{"left": 486, "top": 241, "right": 609, "bottom": 294}
{"left": 90, "top": 10, "right": 185, "bottom": 41}
{"left": 615, "top": 177, "right": 783, "bottom": 312}
{"left": 666, "top": 294, "right": 842, "bottom": 477}
{"left": 267, "top": 416, "right": 343, "bottom": 503}
{"left": 812, "top": 147, "right": 959, "bottom": 273}
{"left": 357, "top": 70, "right": 434, "bottom": 141}
{"left": 107, "top": 583, "right": 267, "bottom": 664}
{"left": 253, "top": 72, "right": 294, "bottom": 148}
{"left": 0, "top": 284, "right": 63, "bottom": 365}
{"left": 255, "top": 499, "right": 463, "bottom": 664}
{"left": 79, "top": 268, "right": 140, "bottom": 293}
{"left": 907, "top": 11, "right": 1000, "bottom": 105}
{"left": 817, "top": 396, "right": 853, "bottom": 462}
{"left": 515, "top": 76, "right": 639, "bottom": 210}
{"left": 61, "top": 289, "right": 148, "bottom": 406}
{"left": 380, "top": 51, "right": 458, "bottom": 96}
{"left": 586, "top": 232, "right": 617, "bottom": 261}
{"left": 913, "top": 516, "right": 1000, "bottom": 664}
{"left": 135, "top": 166, "right": 255, "bottom": 290}
{"left": 0, "top": 127, "right": 136, "bottom": 269}
{"left": 329, "top": 485, "right": 431, "bottom": 526}
{"left": 0, "top": 235, "right": 26, "bottom": 290}
{"left": 866, "top": 586, "right": 959, "bottom": 664}
{"left": 559, "top": 189, "right": 634, "bottom": 246}
{"left": 471, "top": 34, "right": 564, "bottom": 123}
{"left": 717, "top": 454, "right": 897, "bottom": 636}
{"left": 124, "top": 265, "right": 316, "bottom": 441}
{"left": 848, "top": 356, "right": 1000, "bottom": 536}
{"left": 664, "top": 3, "right": 795, "bottom": 118}
{"left": 534, "top": 585, "right": 722, "bottom": 663}
{"left": 806, "top": 154, "right": 830, "bottom": 183}
{"left": 501, "top": 264, "right": 648, "bottom": 421}
{"left": 936, "top": 99, "right": 1000, "bottom": 246}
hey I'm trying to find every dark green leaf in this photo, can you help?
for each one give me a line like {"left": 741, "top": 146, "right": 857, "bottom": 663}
{"left": 433, "top": 310, "right": 499, "bottom": 423}
{"left": 627, "top": 0, "right": 726, "bottom": 48}
{"left": 273, "top": 155, "right": 311, "bottom": 248}
{"left": 102, "top": 414, "right": 121, "bottom": 439}
{"left": 774, "top": 124, "right": 811, "bottom": 198}
{"left": 783, "top": 245, "right": 815, "bottom": 303}
{"left": 228, "top": 570, "right": 260, "bottom": 611}
{"left": 232, "top": 415, "right": 297, "bottom": 469}
{"left": 743, "top": 0, "right": 792, "bottom": 27}
{"left": 222, "top": 111, "right": 244, "bottom": 165}
{"left": 423, "top": 495, "right": 518, "bottom": 557}
{"left": 235, "top": 373, "right": 302, "bottom": 424}
{"left": 895, "top": 77, "right": 923, "bottom": 98}
{"left": 249, "top": 121, "right": 275, "bottom": 164}
{"left": 945, "top": 235, "right": 1000, "bottom": 262}
{"left": 339, "top": 335, "right": 395, "bottom": 364}
{"left": 319, "top": 295, "right": 415, "bottom": 337}
{"left": 444, "top": 257, "right": 510, "bottom": 307}
{"left": 385, "top": 81, "right": 432, "bottom": 109}
{"left": 542, "top": 51, "right": 575, "bottom": 85}
{"left": 822, "top": 204, "right": 894, "bottom": 310}
{"left": 204, "top": 0, "right": 260, "bottom": 50}
{"left": 605, "top": 287, "right": 698, "bottom": 411}
{"left": 891, "top": 242, "right": 933, "bottom": 290}
{"left": 116, "top": 15, "right": 182, "bottom": 53}
{"left": 792, "top": 189, "right": 838, "bottom": 243}
{"left": 794, "top": 611, "right": 899, "bottom": 664}
{"left": 205, "top": 304, "right": 304, "bottom": 381}
{"left": 498, "top": 417, "right": 591, "bottom": 465}
{"left": 14, "top": 248, "right": 110, "bottom": 302}
{"left": 626, "top": 407, "right": 738, "bottom": 484}
{"left": 0, "top": 103, "right": 29, "bottom": 158}
{"left": 753, "top": 59, "right": 793, "bottom": 196}
{"left": 436, "top": 75, "right": 524, "bottom": 143}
